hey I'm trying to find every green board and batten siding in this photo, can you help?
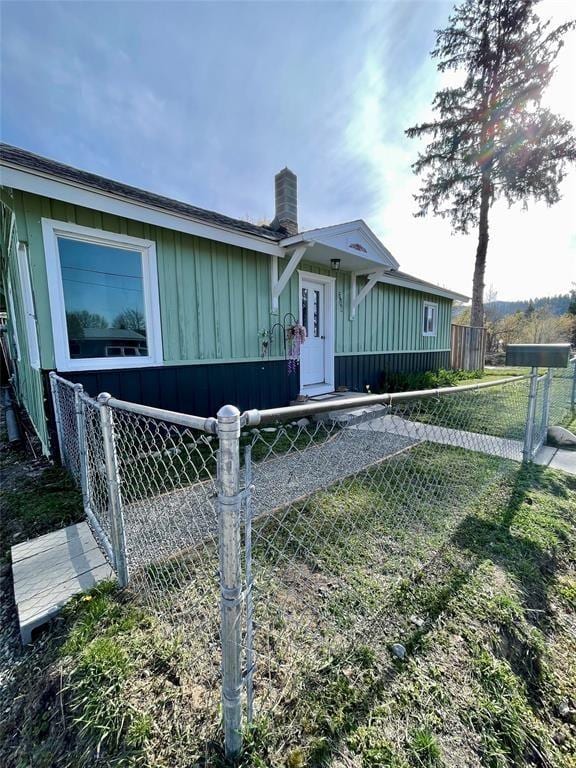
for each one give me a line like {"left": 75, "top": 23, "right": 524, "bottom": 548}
{"left": 0, "top": 194, "right": 50, "bottom": 453}
{"left": 12, "top": 190, "right": 286, "bottom": 366}
{"left": 282, "top": 261, "right": 452, "bottom": 356}
{"left": 11, "top": 190, "right": 451, "bottom": 369}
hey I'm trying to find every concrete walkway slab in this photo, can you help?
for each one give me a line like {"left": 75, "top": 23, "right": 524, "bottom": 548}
{"left": 534, "top": 446, "right": 576, "bottom": 475}
{"left": 352, "top": 413, "right": 576, "bottom": 475}
{"left": 354, "top": 414, "right": 524, "bottom": 462}
{"left": 11, "top": 522, "right": 114, "bottom": 644}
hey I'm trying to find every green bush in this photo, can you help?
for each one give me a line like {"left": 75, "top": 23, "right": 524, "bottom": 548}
{"left": 379, "top": 368, "right": 483, "bottom": 394}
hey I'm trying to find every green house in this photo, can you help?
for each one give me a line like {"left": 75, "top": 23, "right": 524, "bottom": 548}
{"left": 0, "top": 144, "right": 467, "bottom": 455}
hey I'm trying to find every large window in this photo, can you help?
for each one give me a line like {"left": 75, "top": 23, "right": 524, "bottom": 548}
{"left": 422, "top": 301, "right": 438, "bottom": 336}
{"left": 42, "top": 220, "right": 162, "bottom": 371}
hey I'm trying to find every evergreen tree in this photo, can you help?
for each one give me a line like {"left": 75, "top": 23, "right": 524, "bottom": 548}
{"left": 406, "top": 0, "right": 576, "bottom": 328}
{"left": 568, "top": 286, "right": 576, "bottom": 345}
{"left": 568, "top": 287, "right": 576, "bottom": 317}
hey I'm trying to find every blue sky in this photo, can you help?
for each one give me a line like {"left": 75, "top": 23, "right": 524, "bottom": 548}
{"left": 2, "top": 0, "right": 574, "bottom": 300}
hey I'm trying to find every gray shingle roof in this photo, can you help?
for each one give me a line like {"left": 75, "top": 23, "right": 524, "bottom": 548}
{"left": 0, "top": 143, "right": 286, "bottom": 243}
{"left": 390, "top": 269, "right": 469, "bottom": 300}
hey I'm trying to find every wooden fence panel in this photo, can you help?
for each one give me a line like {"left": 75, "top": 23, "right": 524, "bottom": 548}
{"left": 451, "top": 324, "right": 487, "bottom": 370}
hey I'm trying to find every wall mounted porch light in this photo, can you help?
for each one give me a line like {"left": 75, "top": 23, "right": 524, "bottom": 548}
{"left": 330, "top": 258, "right": 341, "bottom": 271}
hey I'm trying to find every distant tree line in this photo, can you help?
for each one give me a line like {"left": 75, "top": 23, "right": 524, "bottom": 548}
{"left": 454, "top": 288, "right": 576, "bottom": 359}
{"left": 66, "top": 309, "right": 146, "bottom": 338}
{"left": 454, "top": 292, "right": 574, "bottom": 321}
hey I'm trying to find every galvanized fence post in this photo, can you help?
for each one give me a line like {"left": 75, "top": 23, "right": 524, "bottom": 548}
{"left": 48, "top": 372, "right": 65, "bottom": 466}
{"left": 244, "top": 444, "right": 255, "bottom": 725}
{"left": 523, "top": 367, "right": 539, "bottom": 463}
{"left": 540, "top": 368, "right": 552, "bottom": 438}
{"left": 73, "top": 383, "right": 89, "bottom": 503}
{"left": 217, "top": 405, "right": 243, "bottom": 758}
{"left": 98, "top": 392, "right": 129, "bottom": 588}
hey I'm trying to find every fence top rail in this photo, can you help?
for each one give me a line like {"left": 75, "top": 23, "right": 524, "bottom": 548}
{"left": 244, "top": 374, "right": 530, "bottom": 425}
{"left": 98, "top": 393, "right": 218, "bottom": 434}
{"left": 49, "top": 371, "right": 80, "bottom": 390}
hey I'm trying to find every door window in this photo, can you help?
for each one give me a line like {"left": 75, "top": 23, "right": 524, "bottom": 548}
{"left": 312, "top": 289, "right": 320, "bottom": 337}
{"left": 301, "top": 285, "right": 322, "bottom": 337}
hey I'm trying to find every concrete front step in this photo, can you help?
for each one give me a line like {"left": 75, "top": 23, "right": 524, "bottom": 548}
{"left": 314, "top": 403, "right": 388, "bottom": 425}
{"left": 299, "top": 391, "right": 387, "bottom": 425}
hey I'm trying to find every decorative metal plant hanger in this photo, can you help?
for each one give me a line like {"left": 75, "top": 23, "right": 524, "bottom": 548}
{"left": 259, "top": 313, "right": 306, "bottom": 375}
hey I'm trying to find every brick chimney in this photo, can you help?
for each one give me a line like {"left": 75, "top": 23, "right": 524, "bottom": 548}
{"left": 272, "top": 167, "right": 298, "bottom": 235}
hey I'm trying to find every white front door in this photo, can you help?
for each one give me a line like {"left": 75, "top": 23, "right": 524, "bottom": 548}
{"left": 299, "top": 274, "right": 334, "bottom": 393}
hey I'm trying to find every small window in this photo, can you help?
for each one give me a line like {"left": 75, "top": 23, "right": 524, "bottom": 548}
{"left": 422, "top": 302, "right": 438, "bottom": 336}
{"left": 42, "top": 220, "right": 163, "bottom": 372}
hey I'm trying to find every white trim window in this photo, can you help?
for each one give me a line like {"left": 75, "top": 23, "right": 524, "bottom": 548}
{"left": 422, "top": 301, "right": 438, "bottom": 337}
{"left": 42, "top": 219, "right": 163, "bottom": 372}
{"left": 17, "top": 242, "right": 41, "bottom": 369}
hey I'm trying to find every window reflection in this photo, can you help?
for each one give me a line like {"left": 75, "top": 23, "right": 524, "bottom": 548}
{"left": 58, "top": 237, "right": 148, "bottom": 359}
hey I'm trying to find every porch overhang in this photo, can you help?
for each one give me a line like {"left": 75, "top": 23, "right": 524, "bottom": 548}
{"left": 271, "top": 219, "right": 469, "bottom": 314}
{"left": 280, "top": 219, "right": 399, "bottom": 272}
{"left": 271, "top": 220, "right": 398, "bottom": 313}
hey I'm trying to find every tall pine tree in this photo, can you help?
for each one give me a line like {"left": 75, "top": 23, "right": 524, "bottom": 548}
{"left": 406, "top": 0, "right": 576, "bottom": 328}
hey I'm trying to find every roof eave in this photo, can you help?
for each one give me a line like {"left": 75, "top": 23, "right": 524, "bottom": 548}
{"left": 0, "top": 161, "right": 285, "bottom": 257}
{"left": 377, "top": 272, "right": 469, "bottom": 302}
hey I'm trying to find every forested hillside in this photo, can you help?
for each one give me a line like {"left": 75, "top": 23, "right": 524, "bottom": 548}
{"left": 453, "top": 293, "right": 572, "bottom": 320}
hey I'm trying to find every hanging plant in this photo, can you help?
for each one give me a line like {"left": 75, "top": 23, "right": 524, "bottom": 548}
{"left": 286, "top": 323, "right": 306, "bottom": 375}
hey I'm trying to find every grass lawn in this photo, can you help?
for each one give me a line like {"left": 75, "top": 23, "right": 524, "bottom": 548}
{"left": 401, "top": 378, "right": 531, "bottom": 440}
{"left": 409, "top": 367, "right": 573, "bottom": 441}
{"left": 0, "top": 452, "right": 84, "bottom": 565}
{"left": 1, "top": 438, "right": 575, "bottom": 768}
{"left": 480, "top": 366, "right": 537, "bottom": 379}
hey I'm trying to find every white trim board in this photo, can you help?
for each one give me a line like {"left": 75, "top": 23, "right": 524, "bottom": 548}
{"left": 6, "top": 278, "right": 21, "bottom": 361}
{"left": 334, "top": 349, "right": 451, "bottom": 356}
{"left": 42, "top": 218, "right": 164, "bottom": 372}
{"left": 17, "top": 242, "right": 40, "bottom": 369}
{"left": 2, "top": 165, "right": 284, "bottom": 258}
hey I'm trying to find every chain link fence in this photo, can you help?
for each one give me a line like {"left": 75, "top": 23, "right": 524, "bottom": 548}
{"left": 548, "top": 359, "right": 576, "bottom": 429}
{"left": 49, "top": 374, "right": 82, "bottom": 484}
{"left": 48, "top": 361, "right": 575, "bottom": 757}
